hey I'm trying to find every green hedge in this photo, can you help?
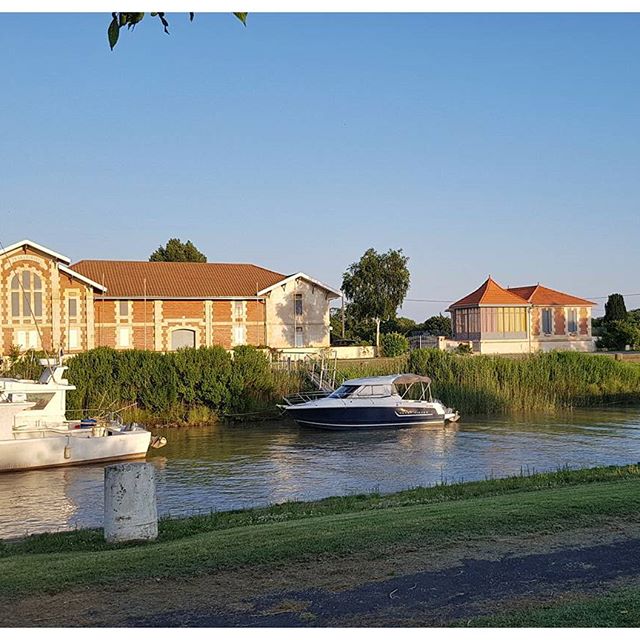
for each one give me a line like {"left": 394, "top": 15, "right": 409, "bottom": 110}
{"left": 64, "top": 346, "right": 302, "bottom": 425}
{"left": 408, "top": 348, "right": 640, "bottom": 414}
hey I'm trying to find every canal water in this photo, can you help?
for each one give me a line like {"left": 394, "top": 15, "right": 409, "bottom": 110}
{"left": 2, "top": 408, "right": 640, "bottom": 539}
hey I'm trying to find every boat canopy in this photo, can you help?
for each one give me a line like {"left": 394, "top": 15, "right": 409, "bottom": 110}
{"left": 392, "top": 374, "right": 432, "bottom": 386}
{"left": 340, "top": 373, "right": 432, "bottom": 387}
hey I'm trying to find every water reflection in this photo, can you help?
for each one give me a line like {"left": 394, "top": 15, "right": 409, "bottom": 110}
{"left": 1, "top": 408, "right": 640, "bottom": 538}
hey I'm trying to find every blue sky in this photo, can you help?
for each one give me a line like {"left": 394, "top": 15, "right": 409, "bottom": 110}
{"left": 1, "top": 13, "right": 639, "bottom": 318}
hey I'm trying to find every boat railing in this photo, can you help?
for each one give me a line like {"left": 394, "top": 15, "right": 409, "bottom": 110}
{"left": 282, "top": 390, "right": 332, "bottom": 406}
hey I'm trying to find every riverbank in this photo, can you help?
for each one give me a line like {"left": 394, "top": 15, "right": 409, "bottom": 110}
{"left": 7, "top": 347, "right": 640, "bottom": 426}
{"left": 1, "top": 464, "right": 639, "bottom": 626}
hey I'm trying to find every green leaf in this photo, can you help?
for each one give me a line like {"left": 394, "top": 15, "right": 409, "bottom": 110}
{"left": 233, "top": 12, "right": 248, "bottom": 26}
{"left": 108, "top": 17, "right": 120, "bottom": 50}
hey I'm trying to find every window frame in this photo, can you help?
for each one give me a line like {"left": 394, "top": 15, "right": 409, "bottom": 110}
{"left": 541, "top": 308, "right": 553, "bottom": 335}
{"left": 233, "top": 324, "right": 246, "bottom": 345}
{"left": 567, "top": 308, "right": 578, "bottom": 334}
{"left": 10, "top": 270, "right": 43, "bottom": 321}
{"left": 117, "top": 326, "right": 131, "bottom": 348}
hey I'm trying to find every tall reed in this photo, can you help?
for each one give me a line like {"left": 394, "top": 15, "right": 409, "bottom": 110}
{"left": 408, "top": 349, "right": 640, "bottom": 414}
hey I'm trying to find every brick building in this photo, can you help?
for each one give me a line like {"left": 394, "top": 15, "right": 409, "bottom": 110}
{"left": 0, "top": 240, "right": 340, "bottom": 355}
{"left": 446, "top": 277, "right": 596, "bottom": 354}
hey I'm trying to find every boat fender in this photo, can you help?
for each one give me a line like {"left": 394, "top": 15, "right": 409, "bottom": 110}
{"left": 150, "top": 435, "right": 167, "bottom": 449}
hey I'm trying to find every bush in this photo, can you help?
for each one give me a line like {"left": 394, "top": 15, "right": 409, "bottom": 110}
{"left": 64, "top": 346, "right": 302, "bottom": 425}
{"left": 455, "top": 343, "right": 473, "bottom": 355}
{"left": 380, "top": 332, "right": 410, "bottom": 357}
{"left": 2, "top": 347, "right": 48, "bottom": 379}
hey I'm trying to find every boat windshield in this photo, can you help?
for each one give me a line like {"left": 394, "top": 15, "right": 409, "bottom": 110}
{"left": 329, "top": 385, "right": 360, "bottom": 399}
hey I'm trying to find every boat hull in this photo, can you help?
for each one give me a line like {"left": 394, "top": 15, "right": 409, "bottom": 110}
{"left": 0, "top": 431, "right": 152, "bottom": 473}
{"left": 284, "top": 405, "right": 446, "bottom": 430}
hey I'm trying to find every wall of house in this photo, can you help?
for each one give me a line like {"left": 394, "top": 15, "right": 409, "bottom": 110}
{"left": 530, "top": 305, "right": 594, "bottom": 352}
{"left": 264, "top": 278, "right": 333, "bottom": 348}
{"left": 0, "top": 245, "right": 94, "bottom": 356}
{"left": 448, "top": 304, "right": 595, "bottom": 355}
{"left": 474, "top": 339, "right": 532, "bottom": 354}
{"left": 92, "top": 298, "right": 268, "bottom": 351}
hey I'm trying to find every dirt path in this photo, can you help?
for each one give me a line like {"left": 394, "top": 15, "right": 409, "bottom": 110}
{"left": 2, "top": 521, "right": 640, "bottom": 627}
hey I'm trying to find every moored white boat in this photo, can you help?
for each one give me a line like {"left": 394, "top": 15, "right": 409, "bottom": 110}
{"left": 0, "top": 360, "right": 158, "bottom": 472}
{"left": 279, "top": 373, "right": 459, "bottom": 430}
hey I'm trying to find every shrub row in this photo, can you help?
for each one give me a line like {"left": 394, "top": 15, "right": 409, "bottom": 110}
{"left": 62, "top": 346, "right": 302, "bottom": 425}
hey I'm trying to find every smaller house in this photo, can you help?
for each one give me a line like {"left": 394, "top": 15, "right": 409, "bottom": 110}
{"left": 446, "top": 277, "right": 595, "bottom": 354}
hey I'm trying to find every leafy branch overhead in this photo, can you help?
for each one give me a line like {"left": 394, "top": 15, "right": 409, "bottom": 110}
{"left": 108, "top": 12, "right": 248, "bottom": 50}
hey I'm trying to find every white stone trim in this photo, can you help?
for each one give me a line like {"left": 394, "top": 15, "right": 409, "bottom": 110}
{"left": 258, "top": 272, "right": 341, "bottom": 298}
{"left": 59, "top": 264, "right": 106, "bottom": 292}
{"left": 0, "top": 239, "right": 71, "bottom": 264}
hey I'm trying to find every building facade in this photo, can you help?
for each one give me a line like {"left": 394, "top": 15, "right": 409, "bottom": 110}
{"left": 0, "top": 240, "right": 340, "bottom": 355}
{"left": 446, "top": 277, "right": 595, "bottom": 354}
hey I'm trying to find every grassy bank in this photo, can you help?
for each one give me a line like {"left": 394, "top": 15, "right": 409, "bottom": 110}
{"left": 407, "top": 349, "right": 640, "bottom": 414}
{"left": 1, "top": 464, "right": 638, "bottom": 597}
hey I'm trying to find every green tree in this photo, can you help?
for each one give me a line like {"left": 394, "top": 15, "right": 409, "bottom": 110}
{"left": 421, "top": 314, "right": 452, "bottom": 337}
{"left": 604, "top": 293, "right": 628, "bottom": 323}
{"left": 628, "top": 309, "right": 640, "bottom": 327}
{"left": 329, "top": 305, "right": 375, "bottom": 345}
{"left": 380, "top": 316, "right": 418, "bottom": 335}
{"left": 107, "top": 13, "right": 247, "bottom": 50}
{"left": 149, "top": 238, "right": 207, "bottom": 263}
{"left": 341, "top": 248, "right": 411, "bottom": 350}
{"left": 597, "top": 320, "right": 640, "bottom": 351}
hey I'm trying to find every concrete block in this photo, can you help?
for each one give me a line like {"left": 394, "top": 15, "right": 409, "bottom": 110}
{"left": 104, "top": 462, "right": 158, "bottom": 543}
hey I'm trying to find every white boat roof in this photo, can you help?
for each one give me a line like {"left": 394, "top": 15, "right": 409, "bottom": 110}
{"left": 342, "top": 373, "right": 431, "bottom": 386}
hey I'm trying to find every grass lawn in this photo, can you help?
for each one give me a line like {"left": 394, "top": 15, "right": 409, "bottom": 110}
{"left": 1, "top": 464, "right": 639, "bottom": 599}
{"left": 467, "top": 585, "right": 640, "bottom": 627}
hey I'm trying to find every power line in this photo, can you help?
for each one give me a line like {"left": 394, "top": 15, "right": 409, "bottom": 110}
{"left": 405, "top": 298, "right": 453, "bottom": 303}
{"left": 405, "top": 292, "right": 640, "bottom": 304}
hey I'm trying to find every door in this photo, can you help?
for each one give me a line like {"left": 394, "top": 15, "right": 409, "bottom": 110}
{"left": 171, "top": 328, "right": 196, "bottom": 350}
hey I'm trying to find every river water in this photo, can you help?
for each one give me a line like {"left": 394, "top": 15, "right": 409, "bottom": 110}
{"left": 2, "top": 408, "right": 640, "bottom": 539}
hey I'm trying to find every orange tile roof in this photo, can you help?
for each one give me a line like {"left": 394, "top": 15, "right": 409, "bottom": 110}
{"left": 71, "top": 260, "right": 288, "bottom": 298}
{"left": 508, "top": 285, "right": 595, "bottom": 307}
{"left": 447, "top": 277, "right": 530, "bottom": 309}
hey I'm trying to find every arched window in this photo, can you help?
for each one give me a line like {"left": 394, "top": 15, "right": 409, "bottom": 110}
{"left": 171, "top": 328, "right": 196, "bottom": 350}
{"left": 11, "top": 271, "right": 43, "bottom": 320}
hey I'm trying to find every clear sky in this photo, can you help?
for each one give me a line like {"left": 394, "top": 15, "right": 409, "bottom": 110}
{"left": 2, "top": 13, "right": 639, "bottom": 319}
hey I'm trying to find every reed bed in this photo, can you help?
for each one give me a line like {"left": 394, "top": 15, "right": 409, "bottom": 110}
{"left": 408, "top": 349, "right": 640, "bottom": 414}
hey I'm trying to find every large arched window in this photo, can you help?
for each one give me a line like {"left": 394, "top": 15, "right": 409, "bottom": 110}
{"left": 11, "top": 271, "right": 43, "bottom": 320}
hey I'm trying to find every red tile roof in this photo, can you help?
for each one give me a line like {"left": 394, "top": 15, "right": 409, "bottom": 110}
{"left": 508, "top": 285, "right": 595, "bottom": 307}
{"left": 447, "top": 277, "right": 530, "bottom": 309}
{"left": 71, "top": 260, "right": 288, "bottom": 298}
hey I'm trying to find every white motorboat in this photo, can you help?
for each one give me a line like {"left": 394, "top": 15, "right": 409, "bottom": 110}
{"left": 0, "top": 359, "right": 160, "bottom": 472}
{"left": 280, "top": 373, "right": 459, "bottom": 430}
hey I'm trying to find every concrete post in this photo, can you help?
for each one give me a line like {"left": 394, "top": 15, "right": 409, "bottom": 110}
{"left": 104, "top": 462, "right": 158, "bottom": 543}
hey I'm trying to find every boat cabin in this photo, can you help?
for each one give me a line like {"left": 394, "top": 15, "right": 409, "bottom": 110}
{"left": 328, "top": 374, "right": 433, "bottom": 401}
